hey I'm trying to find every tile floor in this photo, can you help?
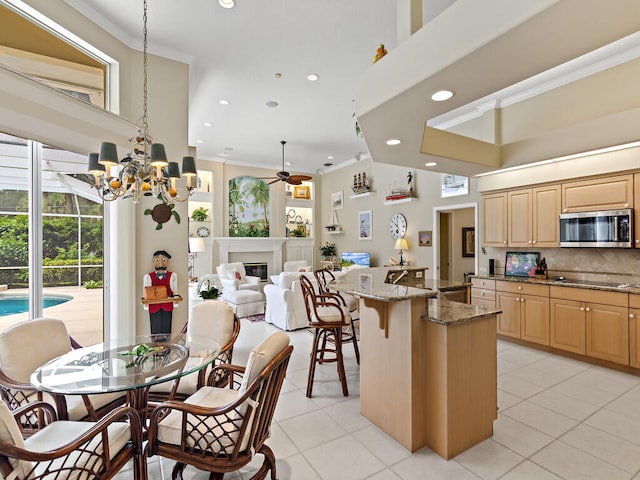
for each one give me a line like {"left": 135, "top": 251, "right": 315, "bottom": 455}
{"left": 116, "top": 319, "right": 640, "bottom": 479}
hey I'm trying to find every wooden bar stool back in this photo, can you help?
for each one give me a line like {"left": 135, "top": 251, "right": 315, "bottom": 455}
{"left": 299, "top": 275, "right": 350, "bottom": 398}
{"left": 314, "top": 268, "right": 360, "bottom": 364}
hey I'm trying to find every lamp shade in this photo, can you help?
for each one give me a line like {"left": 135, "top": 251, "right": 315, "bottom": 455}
{"left": 98, "top": 142, "right": 119, "bottom": 167}
{"left": 150, "top": 143, "right": 169, "bottom": 167}
{"left": 88, "top": 152, "right": 105, "bottom": 173}
{"left": 394, "top": 238, "right": 409, "bottom": 251}
{"left": 167, "top": 162, "right": 181, "bottom": 178}
{"left": 188, "top": 237, "right": 206, "bottom": 253}
{"left": 181, "top": 156, "right": 197, "bottom": 176}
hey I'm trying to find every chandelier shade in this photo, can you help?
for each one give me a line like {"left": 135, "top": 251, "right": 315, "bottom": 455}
{"left": 87, "top": 0, "right": 196, "bottom": 203}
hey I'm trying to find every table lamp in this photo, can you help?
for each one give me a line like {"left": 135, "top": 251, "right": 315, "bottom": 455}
{"left": 394, "top": 238, "right": 409, "bottom": 266}
{"left": 188, "top": 237, "right": 206, "bottom": 279}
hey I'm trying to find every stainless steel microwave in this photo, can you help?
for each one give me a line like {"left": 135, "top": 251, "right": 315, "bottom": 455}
{"left": 559, "top": 209, "right": 633, "bottom": 248}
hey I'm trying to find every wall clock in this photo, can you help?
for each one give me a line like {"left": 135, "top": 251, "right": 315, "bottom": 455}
{"left": 197, "top": 226, "right": 210, "bottom": 238}
{"left": 389, "top": 213, "right": 407, "bottom": 239}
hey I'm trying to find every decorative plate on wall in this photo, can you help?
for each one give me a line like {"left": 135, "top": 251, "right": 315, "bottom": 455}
{"left": 197, "top": 226, "right": 210, "bottom": 238}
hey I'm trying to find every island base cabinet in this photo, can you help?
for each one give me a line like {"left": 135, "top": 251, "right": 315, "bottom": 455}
{"left": 550, "top": 298, "right": 586, "bottom": 354}
{"left": 586, "top": 304, "right": 629, "bottom": 365}
{"left": 359, "top": 297, "right": 497, "bottom": 459}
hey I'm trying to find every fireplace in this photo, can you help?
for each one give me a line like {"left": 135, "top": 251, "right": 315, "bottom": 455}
{"left": 244, "top": 262, "right": 268, "bottom": 282}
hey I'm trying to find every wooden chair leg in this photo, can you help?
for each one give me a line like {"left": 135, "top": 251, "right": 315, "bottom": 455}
{"left": 334, "top": 328, "right": 349, "bottom": 396}
{"left": 306, "top": 329, "right": 321, "bottom": 397}
{"left": 350, "top": 319, "right": 360, "bottom": 364}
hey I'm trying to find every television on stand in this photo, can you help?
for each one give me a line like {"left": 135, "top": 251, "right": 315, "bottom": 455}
{"left": 341, "top": 252, "right": 371, "bottom": 270}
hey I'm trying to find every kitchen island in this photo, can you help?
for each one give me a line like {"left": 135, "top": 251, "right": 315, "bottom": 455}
{"left": 333, "top": 267, "right": 500, "bottom": 459}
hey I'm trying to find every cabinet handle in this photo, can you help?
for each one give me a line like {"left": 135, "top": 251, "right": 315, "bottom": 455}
{"left": 503, "top": 241, "right": 507, "bottom": 244}
{"left": 624, "top": 203, "right": 629, "bottom": 207}
{"left": 481, "top": 292, "right": 485, "bottom": 296}
{"left": 630, "top": 314, "right": 635, "bottom": 319}
{"left": 636, "top": 239, "right": 639, "bottom": 244}
{"left": 563, "top": 208, "right": 568, "bottom": 213}
{"left": 585, "top": 307, "right": 590, "bottom": 312}
{"left": 580, "top": 307, "right": 584, "bottom": 311}
{"left": 518, "top": 286, "right": 522, "bottom": 290}
{"left": 532, "top": 240, "right": 536, "bottom": 244}
{"left": 520, "top": 298, "right": 524, "bottom": 302}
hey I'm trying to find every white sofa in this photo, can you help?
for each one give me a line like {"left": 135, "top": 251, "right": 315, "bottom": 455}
{"left": 263, "top": 271, "right": 316, "bottom": 331}
{"left": 283, "top": 260, "right": 312, "bottom": 272}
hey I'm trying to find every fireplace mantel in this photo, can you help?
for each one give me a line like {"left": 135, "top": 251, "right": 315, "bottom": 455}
{"left": 214, "top": 237, "right": 288, "bottom": 274}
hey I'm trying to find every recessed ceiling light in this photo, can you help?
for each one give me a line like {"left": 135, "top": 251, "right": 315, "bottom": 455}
{"left": 219, "top": 99, "right": 230, "bottom": 105}
{"left": 196, "top": 139, "right": 204, "bottom": 144}
{"left": 285, "top": 162, "right": 292, "bottom": 166}
{"left": 203, "top": 122, "right": 213, "bottom": 127}
{"left": 431, "top": 90, "right": 454, "bottom": 102}
{"left": 425, "top": 162, "right": 438, "bottom": 167}
{"left": 218, "top": 0, "right": 235, "bottom": 9}
{"left": 265, "top": 100, "right": 279, "bottom": 108}
{"left": 307, "top": 74, "right": 319, "bottom": 81}
{"left": 386, "top": 139, "right": 401, "bottom": 146}
{"left": 327, "top": 156, "right": 334, "bottom": 160}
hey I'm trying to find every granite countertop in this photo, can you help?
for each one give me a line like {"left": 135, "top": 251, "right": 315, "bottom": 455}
{"left": 473, "top": 274, "right": 640, "bottom": 294}
{"left": 332, "top": 267, "right": 501, "bottom": 326}
{"left": 424, "top": 298, "right": 502, "bottom": 326}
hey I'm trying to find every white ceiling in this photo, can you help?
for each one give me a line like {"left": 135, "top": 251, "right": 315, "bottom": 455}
{"left": 60, "top": 0, "right": 640, "bottom": 178}
{"left": 62, "top": 0, "right": 398, "bottom": 175}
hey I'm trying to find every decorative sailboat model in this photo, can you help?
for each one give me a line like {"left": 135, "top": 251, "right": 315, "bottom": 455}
{"left": 325, "top": 209, "right": 341, "bottom": 232}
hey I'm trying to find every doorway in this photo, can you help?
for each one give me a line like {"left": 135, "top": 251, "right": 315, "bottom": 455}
{"left": 432, "top": 202, "right": 478, "bottom": 282}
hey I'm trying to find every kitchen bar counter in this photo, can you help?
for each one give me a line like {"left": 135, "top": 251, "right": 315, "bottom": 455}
{"left": 332, "top": 267, "right": 500, "bottom": 458}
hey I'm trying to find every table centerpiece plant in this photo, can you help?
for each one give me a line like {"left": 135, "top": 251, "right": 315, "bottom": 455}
{"left": 319, "top": 241, "right": 336, "bottom": 260}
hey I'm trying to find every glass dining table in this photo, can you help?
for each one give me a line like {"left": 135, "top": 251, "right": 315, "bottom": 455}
{"left": 30, "top": 333, "right": 220, "bottom": 421}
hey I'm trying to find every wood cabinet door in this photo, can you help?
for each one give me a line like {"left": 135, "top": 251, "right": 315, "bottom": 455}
{"left": 496, "top": 291, "right": 521, "bottom": 338}
{"left": 635, "top": 173, "right": 640, "bottom": 249}
{"left": 561, "top": 174, "right": 633, "bottom": 213}
{"left": 521, "top": 294, "right": 550, "bottom": 346}
{"left": 630, "top": 308, "right": 640, "bottom": 368}
{"left": 482, "top": 193, "right": 507, "bottom": 247}
{"left": 586, "top": 303, "right": 629, "bottom": 365}
{"left": 550, "top": 298, "right": 585, "bottom": 354}
{"left": 507, "top": 189, "right": 532, "bottom": 247}
{"left": 532, "top": 185, "right": 560, "bottom": 247}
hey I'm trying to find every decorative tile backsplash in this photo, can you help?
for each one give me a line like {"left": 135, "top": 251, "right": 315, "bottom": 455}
{"left": 484, "top": 248, "right": 640, "bottom": 285}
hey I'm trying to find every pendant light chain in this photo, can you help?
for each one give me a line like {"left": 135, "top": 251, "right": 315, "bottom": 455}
{"left": 142, "top": 0, "right": 149, "bottom": 158}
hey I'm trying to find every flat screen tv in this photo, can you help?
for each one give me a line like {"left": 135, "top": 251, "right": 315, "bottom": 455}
{"left": 341, "top": 252, "right": 371, "bottom": 268}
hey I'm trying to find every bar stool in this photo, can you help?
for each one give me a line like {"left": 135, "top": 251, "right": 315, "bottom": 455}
{"left": 314, "top": 268, "right": 360, "bottom": 364}
{"left": 299, "top": 275, "right": 351, "bottom": 397}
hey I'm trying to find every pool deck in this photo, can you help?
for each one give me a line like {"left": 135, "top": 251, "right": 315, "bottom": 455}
{"left": 0, "top": 286, "right": 103, "bottom": 346}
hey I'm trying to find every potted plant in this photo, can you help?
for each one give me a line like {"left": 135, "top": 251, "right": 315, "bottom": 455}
{"left": 319, "top": 241, "right": 336, "bottom": 260}
{"left": 191, "top": 207, "right": 209, "bottom": 222}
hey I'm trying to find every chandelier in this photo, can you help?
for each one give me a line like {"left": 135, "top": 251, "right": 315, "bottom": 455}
{"left": 87, "top": 0, "right": 196, "bottom": 203}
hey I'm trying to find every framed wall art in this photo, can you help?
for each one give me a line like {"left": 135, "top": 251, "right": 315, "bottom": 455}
{"left": 293, "top": 185, "right": 310, "bottom": 199}
{"left": 462, "top": 227, "right": 475, "bottom": 257}
{"left": 441, "top": 174, "right": 469, "bottom": 198}
{"left": 358, "top": 210, "right": 372, "bottom": 240}
{"left": 418, "top": 230, "right": 432, "bottom": 247}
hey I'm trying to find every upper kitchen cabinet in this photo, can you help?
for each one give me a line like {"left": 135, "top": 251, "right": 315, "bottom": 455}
{"left": 635, "top": 173, "right": 640, "bottom": 249}
{"left": 482, "top": 192, "right": 507, "bottom": 247}
{"left": 491, "top": 184, "right": 560, "bottom": 248}
{"left": 561, "top": 174, "right": 633, "bottom": 213}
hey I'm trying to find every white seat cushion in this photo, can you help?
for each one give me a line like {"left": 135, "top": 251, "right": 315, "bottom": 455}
{"left": 0, "top": 401, "right": 31, "bottom": 478}
{"left": 312, "top": 305, "right": 351, "bottom": 324}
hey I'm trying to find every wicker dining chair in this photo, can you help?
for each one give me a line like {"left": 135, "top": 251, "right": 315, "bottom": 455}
{"left": 300, "top": 274, "right": 353, "bottom": 398}
{"left": 148, "top": 300, "right": 241, "bottom": 404}
{"left": 0, "top": 401, "right": 146, "bottom": 480}
{"left": 146, "top": 331, "right": 293, "bottom": 480}
{"left": 0, "top": 318, "right": 126, "bottom": 427}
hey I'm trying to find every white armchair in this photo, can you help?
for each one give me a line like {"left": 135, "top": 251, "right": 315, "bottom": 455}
{"left": 216, "top": 262, "right": 260, "bottom": 293}
{"left": 264, "top": 272, "right": 316, "bottom": 331}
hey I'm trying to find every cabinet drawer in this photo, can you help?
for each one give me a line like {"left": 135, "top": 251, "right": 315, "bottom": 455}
{"left": 471, "top": 278, "right": 495, "bottom": 290}
{"left": 471, "top": 297, "right": 496, "bottom": 309}
{"left": 630, "top": 294, "right": 640, "bottom": 309}
{"left": 561, "top": 174, "right": 633, "bottom": 213}
{"left": 549, "top": 286, "right": 628, "bottom": 307}
{"left": 472, "top": 288, "right": 495, "bottom": 301}
{"left": 496, "top": 280, "right": 549, "bottom": 297}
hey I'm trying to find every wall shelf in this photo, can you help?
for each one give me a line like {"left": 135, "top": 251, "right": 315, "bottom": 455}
{"left": 326, "top": 230, "right": 344, "bottom": 235}
{"left": 350, "top": 191, "right": 375, "bottom": 199}
{"left": 383, "top": 197, "right": 416, "bottom": 206}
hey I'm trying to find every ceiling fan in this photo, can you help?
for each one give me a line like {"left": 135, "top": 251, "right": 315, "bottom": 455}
{"left": 259, "top": 140, "right": 312, "bottom": 185}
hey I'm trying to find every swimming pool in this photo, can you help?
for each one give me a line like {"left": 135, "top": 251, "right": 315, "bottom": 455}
{"left": 0, "top": 294, "right": 73, "bottom": 317}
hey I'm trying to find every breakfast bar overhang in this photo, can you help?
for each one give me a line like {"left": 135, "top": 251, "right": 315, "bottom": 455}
{"left": 333, "top": 268, "right": 501, "bottom": 459}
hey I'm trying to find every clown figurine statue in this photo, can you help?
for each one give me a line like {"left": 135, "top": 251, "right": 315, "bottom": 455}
{"left": 143, "top": 250, "right": 178, "bottom": 337}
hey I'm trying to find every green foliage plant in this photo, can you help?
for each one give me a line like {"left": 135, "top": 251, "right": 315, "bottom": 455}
{"left": 199, "top": 281, "right": 220, "bottom": 300}
{"left": 319, "top": 242, "right": 336, "bottom": 257}
{"left": 191, "top": 207, "right": 209, "bottom": 222}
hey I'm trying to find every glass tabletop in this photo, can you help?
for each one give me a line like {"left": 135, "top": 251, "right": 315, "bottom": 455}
{"left": 30, "top": 334, "right": 220, "bottom": 395}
